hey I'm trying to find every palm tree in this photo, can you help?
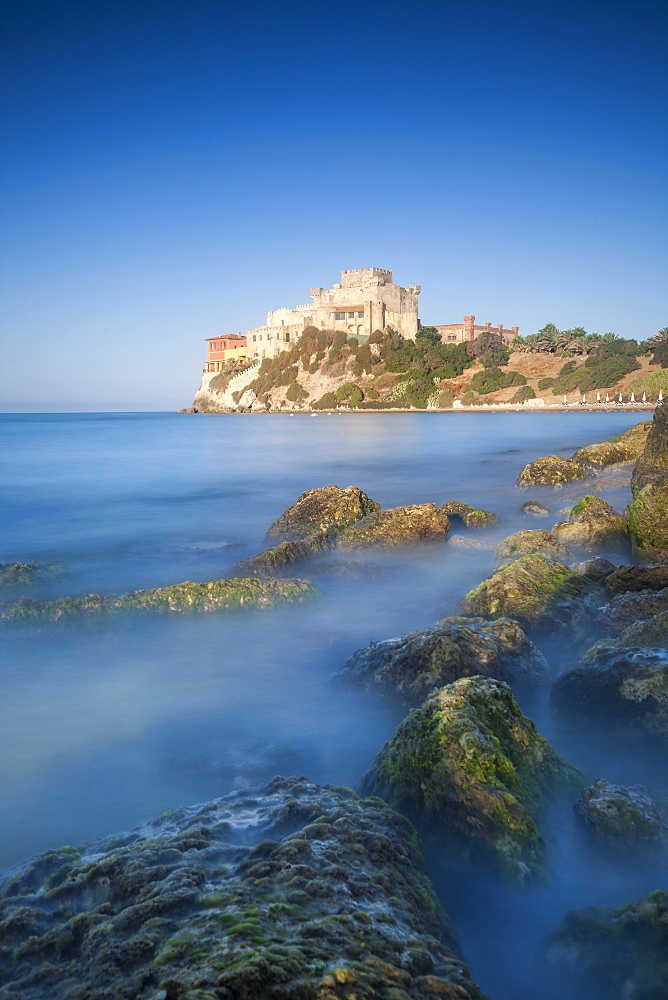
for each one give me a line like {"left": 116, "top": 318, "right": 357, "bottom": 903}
{"left": 648, "top": 327, "right": 668, "bottom": 348}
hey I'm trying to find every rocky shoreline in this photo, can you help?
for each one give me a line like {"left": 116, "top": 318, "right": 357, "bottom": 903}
{"left": 1, "top": 410, "right": 667, "bottom": 998}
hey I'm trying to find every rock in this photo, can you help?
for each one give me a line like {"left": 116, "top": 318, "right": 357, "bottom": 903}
{"left": 551, "top": 496, "right": 629, "bottom": 555}
{"left": 0, "top": 562, "right": 55, "bottom": 587}
{"left": 643, "top": 401, "right": 668, "bottom": 468}
{"left": 336, "top": 504, "right": 451, "bottom": 549}
{"left": 440, "top": 501, "right": 500, "bottom": 529}
{"left": 361, "top": 676, "right": 585, "bottom": 881}
{"left": 460, "top": 555, "right": 603, "bottom": 641}
{"left": 570, "top": 557, "right": 616, "bottom": 581}
{"left": 628, "top": 473, "right": 668, "bottom": 562}
{"left": 229, "top": 530, "right": 334, "bottom": 577}
{"left": 595, "top": 589, "right": 668, "bottom": 635}
{"left": 604, "top": 563, "right": 668, "bottom": 596}
{"left": 448, "top": 536, "right": 492, "bottom": 550}
{"left": 551, "top": 647, "right": 668, "bottom": 741}
{"left": 335, "top": 616, "right": 550, "bottom": 702}
{"left": 494, "top": 529, "right": 572, "bottom": 567}
{"left": 574, "top": 779, "right": 668, "bottom": 854}
{"left": 546, "top": 890, "right": 668, "bottom": 1000}
{"left": 266, "top": 485, "right": 381, "bottom": 541}
{"left": 0, "top": 776, "right": 486, "bottom": 1000}
{"left": 516, "top": 455, "right": 587, "bottom": 488}
{"left": 617, "top": 419, "right": 653, "bottom": 455}
{"left": 521, "top": 501, "right": 550, "bottom": 517}
{"left": 0, "top": 578, "right": 317, "bottom": 625}
{"left": 571, "top": 441, "right": 637, "bottom": 467}
{"left": 613, "top": 610, "right": 668, "bottom": 648}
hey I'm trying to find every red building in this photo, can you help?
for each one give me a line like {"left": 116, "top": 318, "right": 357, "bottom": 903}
{"left": 205, "top": 334, "right": 248, "bottom": 372}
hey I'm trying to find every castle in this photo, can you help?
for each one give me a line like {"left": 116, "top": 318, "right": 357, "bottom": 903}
{"left": 245, "top": 268, "right": 420, "bottom": 361}
{"left": 436, "top": 316, "right": 519, "bottom": 345}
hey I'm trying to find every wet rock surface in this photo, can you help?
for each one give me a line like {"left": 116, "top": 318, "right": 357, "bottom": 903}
{"left": 440, "top": 501, "right": 500, "bottom": 529}
{"left": 494, "top": 529, "right": 572, "bottom": 567}
{"left": 362, "top": 676, "right": 585, "bottom": 881}
{"left": 460, "top": 555, "right": 603, "bottom": 641}
{"left": 0, "top": 776, "right": 486, "bottom": 1000}
{"left": 551, "top": 496, "right": 629, "bottom": 555}
{"left": 335, "top": 616, "right": 550, "bottom": 702}
{"left": 266, "top": 486, "right": 381, "bottom": 542}
{"left": 0, "top": 578, "right": 317, "bottom": 625}
{"left": 0, "top": 562, "right": 55, "bottom": 587}
{"left": 546, "top": 890, "right": 668, "bottom": 1000}
{"left": 571, "top": 440, "right": 637, "bottom": 468}
{"left": 229, "top": 531, "right": 334, "bottom": 577}
{"left": 336, "top": 505, "right": 451, "bottom": 550}
{"left": 516, "top": 455, "right": 588, "bottom": 488}
{"left": 628, "top": 406, "right": 668, "bottom": 561}
{"left": 574, "top": 779, "right": 668, "bottom": 854}
{"left": 551, "top": 647, "right": 668, "bottom": 741}
{"left": 643, "top": 402, "right": 668, "bottom": 468}
{"left": 570, "top": 557, "right": 616, "bottom": 581}
{"left": 604, "top": 563, "right": 668, "bottom": 596}
{"left": 594, "top": 588, "right": 668, "bottom": 635}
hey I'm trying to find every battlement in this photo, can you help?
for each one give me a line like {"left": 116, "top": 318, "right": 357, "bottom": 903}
{"left": 340, "top": 267, "right": 393, "bottom": 287}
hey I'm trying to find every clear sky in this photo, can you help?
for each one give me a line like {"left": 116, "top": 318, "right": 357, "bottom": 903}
{"left": 1, "top": 0, "right": 666, "bottom": 411}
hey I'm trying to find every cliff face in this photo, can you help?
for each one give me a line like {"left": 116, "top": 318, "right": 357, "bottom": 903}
{"left": 193, "top": 367, "right": 261, "bottom": 412}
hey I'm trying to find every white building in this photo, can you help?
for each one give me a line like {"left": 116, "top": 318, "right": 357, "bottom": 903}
{"left": 246, "top": 268, "right": 421, "bottom": 360}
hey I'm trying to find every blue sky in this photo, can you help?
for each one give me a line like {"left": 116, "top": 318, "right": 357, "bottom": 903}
{"left": 1, "top": 0, "right": 666, "bottom": 410}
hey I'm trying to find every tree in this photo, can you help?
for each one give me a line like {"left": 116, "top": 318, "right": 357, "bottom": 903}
{"left": 416, "top": 326, "right": 442, "bottom": 345}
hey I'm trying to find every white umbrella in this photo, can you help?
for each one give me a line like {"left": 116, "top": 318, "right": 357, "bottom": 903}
{"left": 631, "top": 392, "right": 635, "bottom": 403}
{"left": 660, "top": 390, "right": 664, "bottom": 402}
{"left": 618, "top": 392, "right": 623, "bottom": 403}
{"left": 605, "top": 393, "right": 610, "bottom": 403}
{"left": 642, "top": 392, "right": 647, "bottom": 403}
{"left": 563, "top": 395, "right": 567, "bottom": 405}
{"left": 596, "top": 392, "right": 601, "bottom": 403}
{"left": 582, "top": 393, "right": 586, "bottom": 404}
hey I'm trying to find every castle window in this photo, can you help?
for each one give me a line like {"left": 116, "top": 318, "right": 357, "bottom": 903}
{"left": 335, "top": 313, "right": 345, "bottom": 320}
{"left": 253, "top": 335, "right": 257, "bottom": 342}
{"left": 348, "top": 312, "right": 355, "bottom": 319}
{"left": 357, "top": 312, "right": 364, "bottom": 318}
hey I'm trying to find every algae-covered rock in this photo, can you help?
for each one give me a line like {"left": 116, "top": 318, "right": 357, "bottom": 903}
{"left": 494, "top": 529, "right": 572, "bottom": 567}
{"left": 547, "top": 890, "right": 668, "bottom": 1000}
{"left": 362, "top": 676, "right": 585, "bottom": 881}
{"left": 0, "top": 776, "right": 486, "bottom": 1000}
{"left": 643, "top": 401, "right": 668, "bottom": 468}
{"left": 460, "top": 555, "right": 602, "bottom": 640}
{"left": 551, "top": 496, "right": 629, "bottom": 555}
{"left": 571, "top": 440, "right": 637, "bottom": 468}
{"left": 595, "top": 589, "right": 668, "bottom": 636}
{"left": 516, "top": 455, "right": 587, "bottom": 488}
{"left": 604, "top": 563, "right": 668, "bottom": 596}
{"left": 613, "top": 610, "right": 668, "bottom": 648}
{"left": 229, "top": 530, "right": 334, "bottom": 577}
{"left": 570, "top": 557, "right": 616, "bottom": 582}
{"left": 0, "top": 577, "right": 317, "bottom": 625}
{"left": 336, "top": 504, "right": 451, "bottom": 549}
{"left": 335, "top": 616, "right": 550, "bottom": 702}
{"left": 521, "top": 500, "right": 550, "bottom": 517}
{"left": 440, "top": 501, "right": 500, "bottom": 529}
{"left": 628, "top": 476, "right": 668, "bottom": 562}
{"left": 574, "top": 779, "right": 668, "bottom": 855}
{"left": 617, "top": 419, "right": 653, "bottom": 455}
{"left": 266, "top": 485, "right": 381, "bottom": 541}
{"left": 0, "top": 562, "right": 56, "bottom": 587}
{"left": 551, "top": 647, "right": 668, "bottom": 741}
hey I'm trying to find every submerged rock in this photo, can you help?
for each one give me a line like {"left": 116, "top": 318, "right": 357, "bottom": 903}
{"left": 521, "top": 500, "right": 550, "bottom": 517}
{"left": 336, "top": 504, "right": 451, "bottom": 549}
{"left": 494, "top": 529, "right": 572, "bottom": 567}
{"left": 551, "top": 646, "right": 668, "bottom": 741}
{"left": 0, "top": 776, "right": 486, "bottom": 1000}
{"left": 266, "top": 485, "right": 380, "bottom": 541}
{"left": 604, "top": 563, "right": 668, "bottom": 596}
{"left": 362, "top": 676, "right": 585, "bottom": 881}
{"left": 440, "top": 501, "right": 500, "bottom": 529}
{"left": 460, "top": 555, "right": 602, "bottom": 641}
{"left": 574, "top": 779, "right": 668, "bottom": 854}
{"left": 335, "top": 616, "right": 550, "bottom": 702}
{"left": 570, "top": 557, "right": 616, "bottom": 582}
{"left": 551, "top": 496, "right": 629, "bottom": 555}
{"left": 516, "top": 455, "right": 587, "bottom": 488}
{"left": 0, "top": 578, "right": 317, "bottom": 625}
{"left": 571, "top": 440, "right": 637, "bottom": 468}
{"left": 547, "top": 890, "right": 668, "bottom": 1000}
{"left": 0, "top": 562, "right": 56, "bottom": 587}
{"left": 229, "top": 530, "right": 334, "bottom": 577}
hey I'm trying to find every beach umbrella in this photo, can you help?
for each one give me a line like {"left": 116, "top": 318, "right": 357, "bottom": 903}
{"left": 631, "top": 392, "right": 635, "bottom": 403}
{"left": 619, "top": 393, "right": 623, "bottom": 403}
{"left": 605, "top": 393, "right": 610, "bottom": 403}
{"left": 582, "top": 393, "right": 586, "bottom": 404}
{"left": 642, "top": 392, "right": 647, "bottom": 403}
{"left": 596, "top": 392, "right": 601, "bottom": 403}
{"left": 563, "top": 395, "right": 567, "bottom": 405}
{"left": 660, "top": 390, "right": 664, "bottom": 402}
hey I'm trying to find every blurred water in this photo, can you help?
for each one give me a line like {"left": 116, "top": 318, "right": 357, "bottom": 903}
{"left": 0, "top": 410, "right": 663, "bottom": 999}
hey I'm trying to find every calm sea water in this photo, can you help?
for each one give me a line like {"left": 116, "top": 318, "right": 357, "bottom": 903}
{"left": 0, "top": 410, "right": 663, "bottom": 999}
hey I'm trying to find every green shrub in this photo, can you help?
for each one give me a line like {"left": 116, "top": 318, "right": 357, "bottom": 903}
{"left": 436, "top": 388, "right": 455, "bottom": 408}
{"left": 511, "top": 385, "right": 536, "bottom": 403}
{"left": 365, "top": 387, "right": 379, "bottom": 399}
{"left": 461, "top": 390, "right": 484, "bottom": 406}
{"left": 286, "top": 381, "right": 308, "bottom": 402}
{"left": 538, "top": 377, "right": 554, "bottom": 390}
{"left": 335, "top": 382, "right": 364, "bottom": 407}
{"left": 311, "top": 392, "right": 338, "bottom": 410}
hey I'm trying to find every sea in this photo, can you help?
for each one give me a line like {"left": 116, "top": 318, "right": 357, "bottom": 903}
{"left": 0, "top": 409, "right": 665, "bottom": 1000}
